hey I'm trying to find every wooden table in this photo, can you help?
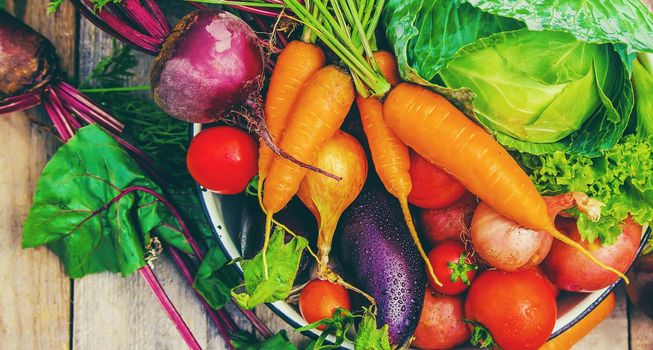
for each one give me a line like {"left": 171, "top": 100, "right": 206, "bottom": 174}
{"left": 1, "top": 1, "right": 652, "bottom": 349}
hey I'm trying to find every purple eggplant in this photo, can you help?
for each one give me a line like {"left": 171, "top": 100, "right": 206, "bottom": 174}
{"left": 337, "top": 183, "right": 426, "bottom": 346}
{"left": 0, "top": 11, "right": 58, "bottom": 100}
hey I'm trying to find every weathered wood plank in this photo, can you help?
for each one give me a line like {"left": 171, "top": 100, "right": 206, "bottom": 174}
{"left": 0, "top": 1, "right": 75, "bottom": 349}
{"left": 71, "top": 19, "right": 229, "bottom": 350}
{"left": 629, "top": 301, "right": 653, "bottom": 350}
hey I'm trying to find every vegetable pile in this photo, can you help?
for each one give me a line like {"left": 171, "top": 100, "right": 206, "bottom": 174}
{"left": 5, "top": 0, "right": 653, "bottom": 349}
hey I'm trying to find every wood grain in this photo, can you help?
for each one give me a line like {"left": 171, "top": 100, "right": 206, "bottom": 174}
{"left": 629, "top": 302, "right": 653, "bottom": 350}
{"left": 0, "top": 1, "right": 75, "bottom": 349}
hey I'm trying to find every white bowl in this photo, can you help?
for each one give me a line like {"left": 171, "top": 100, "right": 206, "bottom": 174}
{"left": 192, "top": 124, "right": 650, "bottom": 348}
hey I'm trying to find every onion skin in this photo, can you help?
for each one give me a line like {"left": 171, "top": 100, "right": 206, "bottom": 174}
{"left": 0, "top": 11, "right": 58, "bottom": 100}
{"left": 543, "top": 217, "right": 641, "bottom": 292}
{"left": 151, "top": 9, "right": 263, "bottom": 123}
{"left": 472, "top": 201, "right": 552, "bottom": 271}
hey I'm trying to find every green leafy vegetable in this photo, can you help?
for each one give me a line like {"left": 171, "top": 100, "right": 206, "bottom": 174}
{"left": 231, "top": 330, "right": 298, "bottom": 350}
{"left": 517, "top": 135, "right": 653, "bottom": 244}
{"left": 353, "top": 308, "right": 391, "bottom": 350}
{"left": 298, "top": 307, "right": 357, "bottom": 349}
{"left": 382, "top": 0, "right": 522, "bottom": 83}
{"left": 47, "top": 0, "right": 63, "bottom": 13}
{"left": 232, "top": 227, "right": 308, "bottom": 309}
{"left": 383, "top": 1, "right": 635, "bottom": 156}
{"left": 193, "top": 247, "right": 239, "bottom": 310}
{"left": 464, "top": 0, "right": 653, "bottom": 53}
{"left": 23, "top": 124, "right": 191, "bottom": 278}
{"left": 633, "top": 53, "right": 653, "bottom": 137}
{"left": 440, "top": 29, "right": 633, "bottom": 156}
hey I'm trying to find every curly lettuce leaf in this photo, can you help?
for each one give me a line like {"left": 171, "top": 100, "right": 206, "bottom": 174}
{"left": 464, "top": 0, "right": 653, "bottom": 53}
{"left": 516, "top": 135, "right": 653, "bottom": 244}
{"left": 23, "top": 124, "right": 191, "bottom": 278}
{"left": 232, "top": 227, "right": 308, "bottom": 309}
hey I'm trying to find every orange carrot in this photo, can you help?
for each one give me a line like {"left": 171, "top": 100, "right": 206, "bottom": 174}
{"left": 259, "top": 41, "right": 326, "bottom": 181}
{"left": 383, "top": 82, "right": 627, "bottom": 281}
{"left": 261, "top": 65, "right": 355, "bottom": 277}
{"left": 357, "top": 51, "right": 442, "bottom": 286}
{"left": 539, "top": 292, "right": 616, "bottom": 350}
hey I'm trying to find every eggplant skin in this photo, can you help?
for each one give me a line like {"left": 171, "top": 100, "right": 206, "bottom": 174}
{"left": 337, "top": 184, "right": 426, "bottom": 346}
{"left": 0, "top": 11, "right": 58, "bottom": 100}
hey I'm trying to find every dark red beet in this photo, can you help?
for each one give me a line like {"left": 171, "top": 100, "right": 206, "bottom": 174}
{"left": 337, "top": 184, "right": 426, "bottom": 346}
{"left": 151, "top": 9, "right": 264, "bottom": 124}
{"left": 0, "top": 10, "right": 58, "bottom": 100}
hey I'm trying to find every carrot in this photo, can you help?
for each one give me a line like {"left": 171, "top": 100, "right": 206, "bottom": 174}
{"left": 383, "top": 82, "right": 627, "bottom": 281}
{"left": 357, "top": 51, "right": 442, "bottom": 287}
{"left": 539, "top": 292, "right": 616, "bottom": 350}
{"left": 258, "top": 41, "right": 326, "bottom": 181}
{"left": 261, "top": 65, "right": 355, "bottom": 277}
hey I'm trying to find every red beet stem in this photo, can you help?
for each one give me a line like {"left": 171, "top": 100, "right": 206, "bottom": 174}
{"left": 42, "top": 89, "right": 74, "bottom": 141}
{"left": 240, "top": 309, "right": 273, "bottom": 338}
{"left": 122, "top": 0, "right": 168, "bottom": 41}
{"left": 54, "top": 82, "right": 124, "bottom": 133}
{"left": 0, "top": 92, "right": 41, "bottom": 115}
{"left": 73, "top": 0, "right": 161, "bottom": 55}
{"left": 142, "top": 0, "right": 171, "bottom": 34}
{"left": 139, "top": 266, "right": 202, "bottom": 350}
{"left": 168, "top": 248, "right": 237, "bottom": 350}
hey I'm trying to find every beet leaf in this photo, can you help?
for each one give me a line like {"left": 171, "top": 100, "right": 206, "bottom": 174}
{"left": 193, "top": 247, "right": 239, "bottom": 310}
{"left": 22, "top": 124, "right": 192, "bottom": 278}
{"left": 231, "top": 330, "right": 297, "bottom": 350}
{"left": 232, "top": 227, "right": 307, "bottom": 309}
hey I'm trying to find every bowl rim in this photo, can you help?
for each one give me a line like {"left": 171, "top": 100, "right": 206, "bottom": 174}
{"left": 191, "top": 123, "right": 651, "bottom": 349}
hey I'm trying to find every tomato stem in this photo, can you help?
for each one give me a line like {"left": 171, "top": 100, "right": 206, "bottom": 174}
{"left": 447, "top": 252, "right": 478, "bottom": 285}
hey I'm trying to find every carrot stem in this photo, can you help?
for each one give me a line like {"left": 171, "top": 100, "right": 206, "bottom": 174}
{"left": 399, "top": 197, "right": 443, "bottom": 287}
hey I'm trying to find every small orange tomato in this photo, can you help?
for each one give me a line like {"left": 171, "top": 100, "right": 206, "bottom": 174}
{"left": 299, "top": 279, "right": 351, "bottom": 329}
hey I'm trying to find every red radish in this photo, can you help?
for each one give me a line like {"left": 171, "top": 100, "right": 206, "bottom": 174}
{"left": 408, "top": 150, "right": 467, "bottom": 209}
{"left": 471, "top": 192, "right": 602, "bottom": 272}
{"left": 419, "top": 194, "right": 476, "bottom": 245}
{"left": 412, "top": 288, "right": 469, "bottom": 350}
{"left": 186, "top": 126, "right": 258, "bottom": 194}
{"left": 543, "top": 216, "right": 642, "bottom": 292}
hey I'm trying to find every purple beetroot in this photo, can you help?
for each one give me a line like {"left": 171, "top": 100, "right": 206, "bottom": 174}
{"left": 151, "top": 10, "right": 264, "bottom": 124}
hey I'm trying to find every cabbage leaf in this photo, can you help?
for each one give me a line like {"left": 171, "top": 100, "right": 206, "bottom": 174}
{"left": 464, "top": 0, "right": 653, "bottom": 53}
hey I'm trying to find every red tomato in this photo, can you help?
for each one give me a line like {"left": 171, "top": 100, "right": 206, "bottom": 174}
{"left": 465, "top": 269, "right": 557, "bottom": 350}
{"left": 412, "top": 288, "right": 469, "bottom": 350}
{"left": 299, "top": 279, "right": 351, "bottom": 329}
{"left": 408, "top": 150, "right": 467, "bottom": 209}
{"left": 186, "top": 126, "right": 258, "bottom": 194}
{"left": 426, "top": 240, "right": 477, "bottom": 295}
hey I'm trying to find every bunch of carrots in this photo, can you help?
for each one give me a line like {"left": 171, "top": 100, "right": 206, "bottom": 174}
{"left": 255, "top": 0, "right": 626, "bottom": 288}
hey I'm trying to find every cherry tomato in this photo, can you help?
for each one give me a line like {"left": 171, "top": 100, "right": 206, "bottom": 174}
{"left": 412, "top": 288, "right": 469, "bottom": 350}
{"left": 426, "top": 240, "right": 477, "bottom": 295}
{"left": 465, "top": 269, "right": 557, "bottom": 350}
{"left": 299, "top": 279, "right": 351, "bottom": 329}
{"left": 186, "top": 126, "right": 258, "bottom": 194}
{"left": 408, "top": 150, "right": 467, "bottom": 209}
